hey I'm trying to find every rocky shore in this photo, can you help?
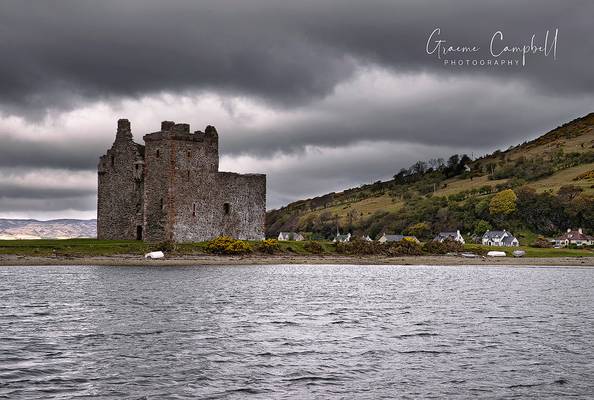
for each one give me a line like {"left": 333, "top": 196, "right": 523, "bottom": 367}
{"left": 1, "top": 254, "right": 593, "bottom": 267}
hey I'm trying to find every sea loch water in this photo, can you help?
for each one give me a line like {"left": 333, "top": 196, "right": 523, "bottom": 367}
{"left": 0, "top": 265, "right": 592, "bottom": 399}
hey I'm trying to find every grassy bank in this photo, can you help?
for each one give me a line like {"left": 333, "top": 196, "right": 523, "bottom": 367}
{"left": 0, "top": 239, "right": 592, "bottom": 259}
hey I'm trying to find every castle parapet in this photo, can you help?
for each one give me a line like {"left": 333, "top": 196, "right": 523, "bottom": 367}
{"left": 161, "top": 121, "right": 175, "bottom": 131}
{"left": 116, "top": 118, "right": 133, "bottom": 141}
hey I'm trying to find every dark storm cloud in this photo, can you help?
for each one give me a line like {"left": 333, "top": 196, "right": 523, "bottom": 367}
{"left": 0, "top": 0, "right": 592, "bottom": 116}
{"left": 0, "top": 0, "right": 593, "bottom": 214}
{"left": 0, "top": 135, "right": 101, "bottom": 170}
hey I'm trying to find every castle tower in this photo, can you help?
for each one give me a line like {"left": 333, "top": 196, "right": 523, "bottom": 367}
{"left": 97, "top": 119, "right": 145, "bottom": 240}
{"left": 97, "top": 119, "right": 266, "bottom": 243}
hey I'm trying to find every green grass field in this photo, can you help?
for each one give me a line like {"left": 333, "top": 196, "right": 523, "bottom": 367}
{"left": 0, "top": 239, "right": 592, "bottom": 258}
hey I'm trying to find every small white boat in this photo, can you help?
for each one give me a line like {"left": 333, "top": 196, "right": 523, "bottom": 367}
{"left": 512, "top": 250, "right": 526, "bottom": 258}
{"left": 461, "top": 252, "right": 478, "bottom": 258}
{"left": 487, "top": 251, "right": 506, "bottom": 257}
{"left": 145, "top": 251, "right": 165, "bottom": 259}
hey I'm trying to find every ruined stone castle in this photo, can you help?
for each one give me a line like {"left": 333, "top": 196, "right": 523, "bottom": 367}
{"left": 97, "top": 119, "right": 266, "bottom": 242}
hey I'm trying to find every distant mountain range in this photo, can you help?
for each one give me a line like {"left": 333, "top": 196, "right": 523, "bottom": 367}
{"left": 0, "top": 219, "right": 97, "bottom": 240}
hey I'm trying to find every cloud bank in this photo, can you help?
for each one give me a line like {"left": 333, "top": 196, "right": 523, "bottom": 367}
{"left": 0, "top": 0, "right": 592, "bottom": 218}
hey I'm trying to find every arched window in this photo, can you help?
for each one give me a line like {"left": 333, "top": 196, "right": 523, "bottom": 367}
{"left": 223, "top": 203, "right": 230, "bottom": 215}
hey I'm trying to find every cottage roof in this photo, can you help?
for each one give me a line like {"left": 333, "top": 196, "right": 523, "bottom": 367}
{"left": 383, "top": 234, "right": 418, "bottom": 242}
{"left": 435, "top": 231, "right": 459, "bottom": 240}
{"left": 279, "top": 232, "right": 300, "bottom": 239}
{"left": 482, "top": 230, "right": 508, "bottom": 239}
{"left": 555, "top": 229, "right": 593, "bottom": 241}
{"left": 502, "top": 235, "right": 517, "bottom": 245}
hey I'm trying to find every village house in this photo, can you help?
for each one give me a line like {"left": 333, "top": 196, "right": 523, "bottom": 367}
{"left": 433, "top": 230, "right": 465, "bottom": 244}
{"left": 481, "top": 230, "right": 519, "bottom": 247}
{"left": 278, "top": 232, "right": 305, "bottom": 241}
{"left": 378, "top": 233, "right": 420, "bottom": 244}
{"left": 333, "top": 233, "right": 352, "bottom": 243}
{"left": 553, "top": 228, "right": 594, "bottom": 247}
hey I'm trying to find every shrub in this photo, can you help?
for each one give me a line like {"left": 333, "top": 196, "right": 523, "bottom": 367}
{"left": 303, "top": 241, "right": 324, "bottom": 254}
{"left": 531, "top": 236, "right": 552, "bottom": 248}
{"left": 489, "top": 189, "right": 518, "bottom": 215}
{"left": 156, "top": 241, "right": 177, "bottom": 253}
{"left": 207, "top": 236, "right": 252, "bottom": 255}
{"left": 256, "top": 239, "right": 280, "bottom": 254}
{"left": 336, "top": 239, "right": 379, "bottom": 255}
{"left": 383, "top": 238, "right": 423, "bottom": 256}
{"left": 422, "top": 239, "right": 464, "bottom": 254}
{"left": 474, "top": 220, "right": 492, "bottom": 236}
{"left": 405, "top": 222, "right": 431, "bottom": 239}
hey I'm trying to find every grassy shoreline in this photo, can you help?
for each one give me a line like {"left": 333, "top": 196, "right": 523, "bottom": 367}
{"left": 0, "top": 239, "right": 593, "bottom": 267}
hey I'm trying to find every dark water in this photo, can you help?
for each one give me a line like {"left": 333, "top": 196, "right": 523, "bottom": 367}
{"left": 0, "top": 265, "right": 593, "bottom": 399}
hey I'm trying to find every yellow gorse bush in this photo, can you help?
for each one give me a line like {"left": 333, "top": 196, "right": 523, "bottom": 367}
{"left": 257, "top": 239, "right": 280, "bottom": 254}
{"left": 206, "top": 236, "right": 252, "bottom": 255}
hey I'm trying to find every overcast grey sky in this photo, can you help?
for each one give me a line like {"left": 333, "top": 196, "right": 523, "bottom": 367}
{"left": 0, "top": 0, "right": 592, "bottom": 219}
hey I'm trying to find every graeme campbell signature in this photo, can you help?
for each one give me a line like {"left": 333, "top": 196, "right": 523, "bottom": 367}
{"left": 425, "top": 28, "right": 558, "bottom": 66}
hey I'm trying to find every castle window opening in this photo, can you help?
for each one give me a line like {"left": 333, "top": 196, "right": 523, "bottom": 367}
{"left": 160, "top": 198, "right": 164, "bottom": 210}
{"left": 224, "top": 203, "right": 230, "bottom": 215}
{"left": 187, "top": 150, "right": 191, "bottom": 158}
{"left": 111, "top": 155, "right": 115, "bottom": 167}
{"left": 192, "top": 203, "right": 196, "bottom": 217}
{"left": 156, "top": 149, "right": 160, "bottom": 158}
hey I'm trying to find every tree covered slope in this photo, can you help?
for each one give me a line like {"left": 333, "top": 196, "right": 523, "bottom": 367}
{"left": 266, "top": 113, "right": 594, "bottom": 243}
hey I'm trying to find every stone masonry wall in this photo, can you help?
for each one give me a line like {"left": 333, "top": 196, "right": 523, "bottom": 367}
{"left": 173, "top": 172, "right": 266, "bottom": 242}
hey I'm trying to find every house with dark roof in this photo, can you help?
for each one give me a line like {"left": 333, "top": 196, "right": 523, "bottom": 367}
{"left": 554, "top": 228, "right": 593, "bottom": 247}
{"left": 378, "top": 233, "right": 420, "bottom": 244}
{"left": 278, "top": 232, "right": 305, "bottom": 241}
{"left": 433, "top": 230, "right": 465, "bottom": 244}
{"left": 481, "top": 230, "right": 519, "bottom": 247}
{"left": 333, "top": 232, "right": 351, "bottom": 243}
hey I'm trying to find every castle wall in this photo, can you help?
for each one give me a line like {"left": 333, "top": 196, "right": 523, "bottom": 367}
{"left": 97, "top": 119, "right": 144, "bottom": 240}
{"left": 172, "top": 172, "right": 266, "bottom": 242}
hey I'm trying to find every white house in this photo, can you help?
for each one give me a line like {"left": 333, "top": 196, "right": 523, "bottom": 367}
{"left": 481, "top": 230, "right": 519, "bottom": 247}
{"left": 378, "top": 233, "right": 420, "bottom": 244}
{"left": 278, "top": 232, "right": 305, "bottom": 241}
{"left": 554, "top": 228, "right": 594, "bottom": 247}
{"left": 333, "top": 233, "right": 351, "bottom": 243}
{"left": 433, "top": 230, "right": 465, "bottom": 244}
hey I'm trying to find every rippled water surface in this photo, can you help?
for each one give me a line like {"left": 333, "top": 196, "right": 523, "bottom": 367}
{"left": 1, "top": 265, "right": 593, "bottom": 399}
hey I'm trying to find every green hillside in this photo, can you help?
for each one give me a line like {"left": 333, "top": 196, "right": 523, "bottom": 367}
{"left": 266, "top": 113, "right": 594, "bottom": 244}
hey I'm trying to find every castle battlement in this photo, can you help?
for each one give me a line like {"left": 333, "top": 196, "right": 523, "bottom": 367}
{"left": 97, "top": 119, "right": 265, "bottom": 243}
